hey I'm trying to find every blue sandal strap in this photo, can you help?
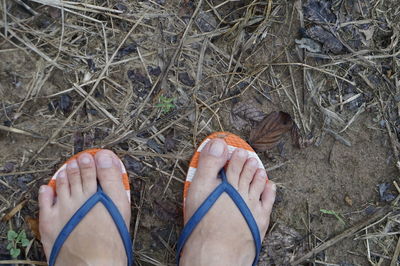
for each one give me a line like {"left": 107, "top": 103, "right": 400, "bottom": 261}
{"left": 176, "top": 169, "right": 262, "bottom": 266}
{"left": 176, "top": 181, "right": 226, "bottom": 258}
{"left": 48, "top": 185, "right": 133, "bottom": 266}
{"left": 224, "top": 182, "right": 261, "bottom": 264}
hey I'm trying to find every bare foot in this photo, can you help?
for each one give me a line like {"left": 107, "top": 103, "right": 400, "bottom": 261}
{"left": 180, "top": 139, "right": 276, "bottom": 266}
{"left": 38, "top": 150, "right": 131, "bottom": 266}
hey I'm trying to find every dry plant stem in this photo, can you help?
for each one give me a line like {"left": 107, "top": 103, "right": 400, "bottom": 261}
{"left": 271, "top": 62, "right": 356, "bottom": 86}
{"left": 134, "top": 0, "right": 204, "bottom": 120}
{"left": 73, "top": 84, "right": 120, "bottom": 125}
{"left": 12, "top": 0, "right": 38, "bottom": 15}
{"left": 285, "top": 49, "right": 307, "bottom": 134}
{"left": 393, "top": 181, "right": 400, "bottom": 194}
{"left": 104, "top": 107, "right": 194, "bottom": 148}
{"left": 291, "top": 206, "right": 392, "bottom": 265}
{"left": 2, "top": 0, "right": 7, "bottom": 38}
{"left": 390, "top": 236, "right": 400, "bottom": 266}
{"left": 222, "top": 31, "right": 245, "bottom": 97}
{"left": 163, "top": 142, "right": 190, "bottom": 196}
{"left": 192, "top": 37, "right": 209, "bottom": 145}
{"left": 30, "top": 0, "right": 122, "bottom": 14}
{"left": 0, "top": 125, "right": 44, "bottom": 139}
{"left": 382, "top": 113, "right": 400, "bottom": 172}
{"left": 123, "top": 151, "right": 185, "bottom": 160}
{"left": 195, "top": 96, "right": 224, "bottom": 131}
{"left": 26, "top": 16, "right": 145, "bottom": 165}
{"left": 210, "top": 66, "right": 269, "bottom": 107}
{"left": 0, "top": 169, "right": 52, "bottom": 178}
{"left": 130, "top": 155, "right": 183, "bottom": 183}
{"left": 0, "top": 260, "right": 46, "bottom": 265}
{"left": 2, "top": 27, "right": 61, "bottom": 69}
{"left": 1, "top": 199, "right": 27, "bottom": 221}
{"left": 132, "top": 185, "right": 145, "bottom": 251}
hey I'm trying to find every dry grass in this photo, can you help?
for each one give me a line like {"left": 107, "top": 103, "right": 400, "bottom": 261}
{"left": 1, "top": 0, "right": 400, "bottom": 264}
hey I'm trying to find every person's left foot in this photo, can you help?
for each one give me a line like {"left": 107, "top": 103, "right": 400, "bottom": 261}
{"left": 180, "top": 139, "right": 276, "bottom": 266}
{"left": 38, "top": 150, "right": 131, "bottom": 266}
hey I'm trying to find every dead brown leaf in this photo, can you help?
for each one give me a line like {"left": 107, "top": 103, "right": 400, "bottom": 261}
{"left": 249, "top": 111, "right": 294, "bottom": 151}
{"left": 230, "top": 99, "right": 266, "bottom": 130}
{"left": 26, "top": 217, "right": 41, "bottom": 240}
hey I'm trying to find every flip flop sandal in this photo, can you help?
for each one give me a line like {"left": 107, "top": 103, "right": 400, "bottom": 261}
{"left": 177, "top": 132, "right": 267, "bottom": 266}
{"left": 47, "top": 148, "right": 133, "bottom": 266}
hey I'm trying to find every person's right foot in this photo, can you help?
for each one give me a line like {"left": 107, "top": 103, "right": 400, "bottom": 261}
{"left": 38, "top": 150, "right": 130, "bottom": 266}
{"left": 180, "top": 138, "right": 276, "bottom": 266}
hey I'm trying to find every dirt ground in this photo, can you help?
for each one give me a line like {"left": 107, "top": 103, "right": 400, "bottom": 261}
{"left": 1, "top": 0, "right": 400, "bottom": 265}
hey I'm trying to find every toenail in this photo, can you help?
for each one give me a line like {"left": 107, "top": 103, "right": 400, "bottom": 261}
{"left": 237, "top": 148, "right": 247, "bottom": 158}
{"left": 39, "top": 186, "right": 47, "bottom": 193}
{"left": 68, "top": 160, "right": 79, "bottom": 169}
{"left": 259, "top": 169, "right": 267, "bottom": 178}
{"left": 271, "top": 182, "right": 277, "bottom": 191}
{"left": 79, "top": 154, "right": 91, "bottom": 165}
{"left": 59, "top": 170, "right": 67, "bottom": 179}
{"left": 248, "top": 158, "right": 258, "bottom": 167}
{"left": 209, "top": 140, "right": 224, "bottom": 157}
{"left": 98, "top": 153, "right": 113, "bottom": 168}
{"left": 113, "top": 157, "right": 121, "bottom": 168}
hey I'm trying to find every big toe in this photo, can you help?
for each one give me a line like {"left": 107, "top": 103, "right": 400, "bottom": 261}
{"left": 185, "top": 139, "right": 228, "bottom": 219}
{"left": 94, "top": 150, "right": 130, "bottom": 224}
{"left": 192, "top": 138, "right": 228, "bottom": 184}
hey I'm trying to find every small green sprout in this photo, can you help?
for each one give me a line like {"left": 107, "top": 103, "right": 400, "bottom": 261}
{"left": 320, "top": 209, "right": 345, "bottom": 225}
{"left": 7, "top": 230, "right": 30, "bottom": 258}
{"left": 156, "top": 95, "right": 175, "bottom": 113}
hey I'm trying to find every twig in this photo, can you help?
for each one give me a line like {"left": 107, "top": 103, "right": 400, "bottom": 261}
{"left": 291, "top": 206, "right": 392, "bottom": 265}
{"left": 271, "top": 62, "right": 356, "bottom": 86}
{"left": 266, "top": 162, "right": 288, "bottom": 172}
{"left": 390, "top": 236, "right": 400, "bottom": 266}
{"left": 26, "top": 15, "right": 145, "bottom": 165}
{"left": 134, "top": 0, "right": 204, "bottom": 119}
{"left": 0, "top": 169, "right": 52, "bottom": 177}
{"left": 2, "top": 0, "right": 7, "bottom": 37}
{"left": 325, "top": 128, "right": 351, "bottom": 147}
{"left": 73, "top": 84, "right": 120, "bottom": 125}
{"left": 13, "top": 0, "right": 38, "bottom": 15}
{"left": 382, "top": 109, "right": 400, "bottom": 172}
{"left": 0, "top": 125, "right": 45, "bottom": 139}
{"left": 0, "top": 260, "right": 46, "bottom": 265}
{"left": 2, "top": 27, "right": 61, "bottom": 69}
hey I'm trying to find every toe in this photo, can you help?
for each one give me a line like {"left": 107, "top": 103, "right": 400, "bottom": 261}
{"left": 238, "top": 158, "right": 258, "bottom": 193}
{"left": 95, "top": 150, "right": 130, "bottom": 223}
{"left": 66, "top": 159, "right": 82, "bottom": 195}
{"left": 56, "top": 169, "right": 70, "bottom": 200}
{"left": 38, "top": 185, "right": 55, "bottom": 256}
{"left": 77, "top": 153, "right": 97, "bottom": 195}
{"left": 195, "top": 138, "right": 228, "bottom": 180}
{"left": 225, "top": 148, "right": 248, "bottom": 188}
{"left": 261, "top": 181, "right": 276, "bottom": 213}
{"left": 249, "top": 169, "right": 267, "bottom": 200}
{"left": 38, "top": 185, "right": 54, "bottom": 215}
